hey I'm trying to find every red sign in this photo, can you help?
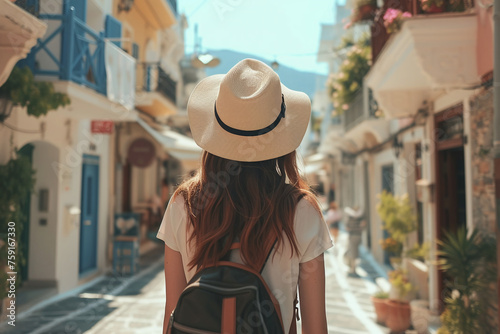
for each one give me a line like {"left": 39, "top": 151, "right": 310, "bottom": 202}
{"left": 91, "top": 120, "right": 114, "bottom": 134}
{"left": 127, "top": 138, "right": 156, "bottom": 168}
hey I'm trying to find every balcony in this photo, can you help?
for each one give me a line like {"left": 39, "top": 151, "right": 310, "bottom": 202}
{"left": 0, "top": 0, "right": 46, "bottom": 86}
{"left": 371, "top": 0, "right": 475, "bottom": 63}
{"left": 341, "top": 89, "right": 390, "bottom": 150}
{"left": 366, "top": 0, "right": 479, "bottom": 119}
{"left": 136, "top": 63, "right": 178, "bottom": 117}
{"left": 18, "top": 3, "right": 136, "bottom": 119}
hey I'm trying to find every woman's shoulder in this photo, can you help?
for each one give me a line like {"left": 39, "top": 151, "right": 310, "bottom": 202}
{"left": 295, "top": 196, "right": 323, "bottom": 222}
{"left": 165, "top": 192, "right": 188, "bottom": 217}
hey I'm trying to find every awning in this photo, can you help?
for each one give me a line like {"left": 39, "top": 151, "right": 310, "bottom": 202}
{"left": 137, "top": 117, "right": 202, "bottom": 162}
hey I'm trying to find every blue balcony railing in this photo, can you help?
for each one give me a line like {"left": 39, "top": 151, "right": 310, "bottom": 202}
{"left": 166, "top": 0, "right": 178, "bottom": 16}
{"left": 142, "top": 64, "right": 177, "bottom": 104}
{"left": 21, "top": 6, "right": 107, "bottom": 95}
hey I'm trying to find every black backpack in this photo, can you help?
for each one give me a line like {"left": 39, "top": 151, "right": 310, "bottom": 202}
{"left": 167, "top": 241, "right": 297, "bottom": 334}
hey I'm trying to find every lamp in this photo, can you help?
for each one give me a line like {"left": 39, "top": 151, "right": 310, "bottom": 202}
{"left": 392, "top": 137, "right": 403, "bottom": 158}
{"left": 118, "top": 0, "right": 134, "bottom": 12}
{"left": 191, "top": 53, "right": 220, "bottom": 68}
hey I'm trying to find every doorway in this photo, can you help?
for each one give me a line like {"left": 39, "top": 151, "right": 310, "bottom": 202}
{"left": 79, "top": 155, "right": 100, "bottom": 275}
{"left": 434, "top": 104, "right": 467, "bottom": 310}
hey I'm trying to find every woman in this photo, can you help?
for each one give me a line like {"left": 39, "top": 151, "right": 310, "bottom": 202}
{"left": 344, "top": 206, "right": 365, "bottom": 277}
{"left": 157, "top": 59, "right": 332, "bottom": 333}
{"left": 325, "top": 201, "right": 341, "bottom": 243}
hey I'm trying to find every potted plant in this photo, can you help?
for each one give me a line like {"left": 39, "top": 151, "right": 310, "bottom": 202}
{"left": 383, "top": 8, "right": 412, "bottom": 34}
{"left": 419, "top": 0, "right": 445, "bottom": 13}
{"left": 376, "top": 191, "right": 417, "bottom": 257}
{"left": 385, "top": 269, "right": 414, "bottom": 332}
{"left": 380, "top": 236, "right": 403, "bottom": 268}
{"left": 371, "top": 290, "right": 389, "bottom": 325}
{"left": 436, "top": 227, "right": 496, "bottom": 333}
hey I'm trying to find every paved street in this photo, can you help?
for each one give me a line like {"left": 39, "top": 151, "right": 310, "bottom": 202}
{"left": 1, "top": 234, "right": 391, "bottom": 334}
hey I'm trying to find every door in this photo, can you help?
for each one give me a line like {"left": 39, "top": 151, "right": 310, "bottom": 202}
{"left": 79, "top": 155, "right": 99, "bottom": 274}
{"left": 381, "top": 164, "right": 394, "bottom": 265}
{"left": 19, "top": 144, "right": 34, "bottom": 282}
{"left": 437, "top": 147, "right": 466, "bottom": 236}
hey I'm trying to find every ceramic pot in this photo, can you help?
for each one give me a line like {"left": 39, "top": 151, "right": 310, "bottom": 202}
{"left": 371, "top": 296, "right": 389, "bottom": 325}
{"left": 385, "top": 299, "right": 411, "bottom": 332}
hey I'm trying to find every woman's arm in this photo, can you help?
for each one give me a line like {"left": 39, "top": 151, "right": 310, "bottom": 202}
{"left": 163, "top": 245, "right": 187, "bottom": 334}
{"left": 298, "top": 253, "right": 328, "bottom": 334}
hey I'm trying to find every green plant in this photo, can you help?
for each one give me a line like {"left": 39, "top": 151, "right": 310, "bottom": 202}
{"left": 376, "top": 191, "right": 417, "bottom": 244}
{"left": 327, "top": 34, "right": 371, "bottom": 115}
{"left": 0, "top": 152, "right": 36, "bottom": 299}
{"left": 405, "top": 242, "right": 430, "bottom": 262}
{"left": 0, "top": 66, "right": 70, "bottom": 122}
{"left": 388, "top": 269, "right": 415, "bottom": 301}
{"left": 373, "top": 290, "right": 389, "bottom": 299}
{"left": 437, "top": 227, "right": 497, "bottom": 333}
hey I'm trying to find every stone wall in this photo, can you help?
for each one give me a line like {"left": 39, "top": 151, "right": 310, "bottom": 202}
{"left": 469, "top": 86, "right": 497, "bottom": 333}
{"left": 469, "top": 87, "right": 496, "bottom": 234}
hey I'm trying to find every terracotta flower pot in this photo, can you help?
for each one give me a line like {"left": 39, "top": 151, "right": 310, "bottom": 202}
{"left": 385, "top": 299, "right": 411, "bottom": 332}
{"left": 371, "top": 296, "right": 389, "bottom": 325}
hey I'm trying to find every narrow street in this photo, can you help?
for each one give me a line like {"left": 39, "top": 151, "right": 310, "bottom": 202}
{"left": 1, "top": 232, "right": 390, "bottom": 334}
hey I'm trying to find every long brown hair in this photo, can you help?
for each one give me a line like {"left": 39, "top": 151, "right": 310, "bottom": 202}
{"left": 175, "top": 150, "right": 321, "bottom": 271}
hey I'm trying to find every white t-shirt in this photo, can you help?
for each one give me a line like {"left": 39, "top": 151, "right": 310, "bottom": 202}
{"left": 156, "top": 194, "right": 333, "bottom": 332}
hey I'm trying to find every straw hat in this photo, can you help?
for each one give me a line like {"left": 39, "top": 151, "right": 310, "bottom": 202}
{"left": 187, "top": 58, "right": 311, "bottom": 162}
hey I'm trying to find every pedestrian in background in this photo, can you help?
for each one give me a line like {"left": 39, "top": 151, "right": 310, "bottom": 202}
{"left": 325, "top": 201, "right": 342, "bottom": 243}
{"left": 157, "top": 59, "right": 332, "bottom": 334}
{"left": 344, "top": 206, "right": 365, "bottom": 277}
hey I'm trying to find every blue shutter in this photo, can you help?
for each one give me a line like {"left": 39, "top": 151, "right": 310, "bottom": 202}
{"left": 105, "top": 15, "right": 122, "bottom": 48}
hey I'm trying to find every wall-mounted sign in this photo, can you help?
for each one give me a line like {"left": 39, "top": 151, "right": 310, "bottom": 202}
{"left": 91, "top": 120, "right": 114, "bottom": 134}
{"left": 127, "top": 138, "right": 156, "bottom": 168}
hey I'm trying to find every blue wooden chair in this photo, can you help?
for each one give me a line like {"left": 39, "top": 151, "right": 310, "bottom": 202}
{"left": 113, "top": 212, "right": 141, "bottom": 275}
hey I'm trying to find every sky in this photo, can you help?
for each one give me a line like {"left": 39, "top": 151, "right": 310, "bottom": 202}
{"left": 178, "top": 0, "right": 340, "bottom": 75}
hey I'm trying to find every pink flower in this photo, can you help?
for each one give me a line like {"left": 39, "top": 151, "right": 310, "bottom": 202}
{"left": 402, "top": 11, "right": 412, "bottom": 18}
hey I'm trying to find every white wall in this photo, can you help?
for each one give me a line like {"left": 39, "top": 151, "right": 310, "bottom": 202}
{"left": 28, "top": 141, "right": 59, "bottom": 282}
{"left": 0, "top": 104, "right": 113, "bottom": 294}
{"left": 56, "top": 119, "right": 112, "bottom": 293}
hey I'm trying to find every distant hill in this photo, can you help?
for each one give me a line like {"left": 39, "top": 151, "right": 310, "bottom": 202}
{"left": 196, "top": 49, "right": 327, "bottom": 99}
